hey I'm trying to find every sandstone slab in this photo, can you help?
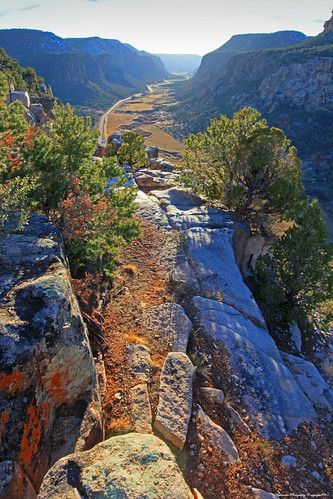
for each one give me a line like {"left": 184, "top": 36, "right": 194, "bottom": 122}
{"left": 197, "top": 405, "right": 240, "bottom": 464}
{"left": 142, "top": 303, "right": 192, "bottom": 353}
{"left": 154, "top": 352, "right": 195, "bottom": 449}
{"left": 38, "top": 433, "right": 193, "bottom": 499}
{"left": 150, "top": 187, "right": 203, "bottom": 208}
{"left": 193, "top": 296, "right": 280, "bottom": 361}
{"left": 165, "top": 204, "right": 239, "bottom": 231}
{"left": 167, "top": 246, "right": 200, "bottom": 294}
{"left": 186, "top": 227, "right": 264, "bottom": 324}
{"left": 126, "top": 342, "right": 151, "bottom": 382}
{"left": 193, "top": 296, "right": 316, "bottom": 440}
{"left": 130, "top": 383, "right": 152, "bottom": 433}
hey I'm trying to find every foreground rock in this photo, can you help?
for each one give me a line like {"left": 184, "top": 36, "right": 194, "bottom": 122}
{"left": 0, "top": 214, "right": 103, "bottom": 491}
{"left": 38, "top": 433, "right": 194, "bottom": 499}
{"left": 0, "top": 461, "right": 36, "bottom": 499}
{"left": 197, "top": 406, "right": 240, "bottom": 464}
{"left": 154, "top": 352, "right": 195, "bottom": 449}
{"left": 142, "top": 303, "right": 192, "bottom": 352}
{"left": 193, "top": 295, "right": 316, "bottom": 440}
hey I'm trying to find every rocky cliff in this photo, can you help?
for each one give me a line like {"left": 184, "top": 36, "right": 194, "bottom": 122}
{"left": 0, "top": 214, "right": 104, "bottom": 495}
{"left": 1, "top": 156, "right": 332, "bottom": 497}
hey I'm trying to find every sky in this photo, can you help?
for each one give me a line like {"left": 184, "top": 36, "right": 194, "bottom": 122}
{"left": 0, "top": 0, "right": 332, "bottom": 55}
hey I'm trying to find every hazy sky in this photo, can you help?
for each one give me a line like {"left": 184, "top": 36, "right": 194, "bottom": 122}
{"left": 0, "top": 0, "right": 331, "bottom": 55}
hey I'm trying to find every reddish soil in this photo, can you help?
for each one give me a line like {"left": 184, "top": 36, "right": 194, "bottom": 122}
{"left": 73, "top": 216, "right": 333, "bottom": 499}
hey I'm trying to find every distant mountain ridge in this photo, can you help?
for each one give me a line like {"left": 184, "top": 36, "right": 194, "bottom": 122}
{"left": 196, "top": 31, "right": 308, "bottom": 80}
{"left": 0, "top": 29, "right": 168, "bottom": 109}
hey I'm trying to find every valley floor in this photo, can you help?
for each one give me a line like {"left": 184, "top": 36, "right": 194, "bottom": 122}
{"left": 104, "top": 80, "right": 185, "bottom": 163}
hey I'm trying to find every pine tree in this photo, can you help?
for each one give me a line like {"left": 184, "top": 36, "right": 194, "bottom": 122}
{"left": 251, "top": 200, "right": 333, "bottom": 335}
{"left": 117, "top": 130, "right": 146, "bottom": 169}
{"left": 179, "top": 107, "right": 305, "bottom": 228}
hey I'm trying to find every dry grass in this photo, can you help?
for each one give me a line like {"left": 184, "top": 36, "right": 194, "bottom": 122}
{"left": 122, "top": 263, "right": 139, "bottom": 275}
{"left": 143, "top": 124, "right": 185, "bottom": 155}
{"left": 104, "top": 87, "right": 184, "bottom": 161}
{"left": 125, "top": 333, "right": 148, "bottom": 346}
{"left": 254, "top": 439, "right": 276, "bottom": 464}
{"left": 105, "top": 112, "right": 138, "bottom": 137}
{"left": 107, "top": 415, "right": 132, "bottom": 436}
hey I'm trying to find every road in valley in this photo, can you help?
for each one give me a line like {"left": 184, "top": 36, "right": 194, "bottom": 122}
{"left": 97, "top": 79, "right": 179, "bottom": 146}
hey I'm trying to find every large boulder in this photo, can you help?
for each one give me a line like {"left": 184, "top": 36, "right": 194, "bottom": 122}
{"left": 0, "top": 214, "right": 103, "bottom": 491}
{"left": 6, "top": 91, "right": 30, "bottom": 108}
{"left": 154, "top": 352, "right": 195, "bottom": 449}
{"left": 38, "top": 433, "right": 194, "bottom": 499}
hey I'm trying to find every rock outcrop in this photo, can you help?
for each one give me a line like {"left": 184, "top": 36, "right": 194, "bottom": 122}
{"left": 193, "top": 295, "right": 316, "bottom": 440}
{"left": 0, "top": 214, "right": 103, "bottom": 492}
{"left": 143, "top": 186, "right": 319, "bottom": 441}
{"left": 38, "top": 433, "right": 194, "bottom": 499}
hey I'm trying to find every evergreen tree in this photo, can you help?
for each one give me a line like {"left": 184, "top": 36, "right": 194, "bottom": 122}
{"left": 118, "top": 130, "right": 146, "bottom": 169}
{"left": 251, "top": 200, "right": 333, "bottom": 335}
{"left": 0, "top": 88, "right": 142, "bottom": 276}
{"left": 179, "top": 107, "right": 305, "bottom": 228}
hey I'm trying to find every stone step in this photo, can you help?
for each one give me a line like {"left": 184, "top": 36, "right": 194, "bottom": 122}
{"left": 154, "top": 352, "right": 195, "bottom": 449}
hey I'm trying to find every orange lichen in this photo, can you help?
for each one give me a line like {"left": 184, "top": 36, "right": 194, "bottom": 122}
{"left": 0, "top": 370, "right": 29, "bottom": 394}
{"left": 0, "top": 409, "right": 9, "bottom": 439}
{"left": 42, "top": 367, "right": 70, "bottom": 405}
{"left": 18, "top": 402, "right": 50, "bottom": 467}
